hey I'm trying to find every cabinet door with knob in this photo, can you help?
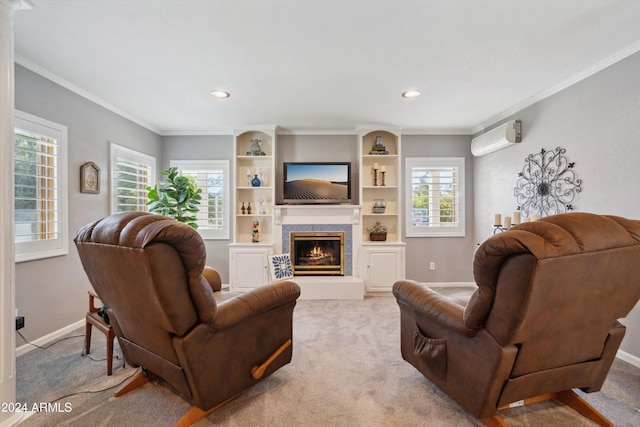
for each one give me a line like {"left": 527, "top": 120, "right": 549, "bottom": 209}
{"left": 363, "top": 244, "right": 405, "bottom": 292}
{"left": 229, "top": 244, "right": 273, "bottom": 291}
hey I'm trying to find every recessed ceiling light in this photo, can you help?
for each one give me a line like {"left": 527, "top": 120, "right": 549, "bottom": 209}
{"left": 211, "top": 90, "right": 230, "bottom": 99}
{"left": 402, "top": 90, "right": 421, "bottom": 98}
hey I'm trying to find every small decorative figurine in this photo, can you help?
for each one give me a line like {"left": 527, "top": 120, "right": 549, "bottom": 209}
{"left": 247, "top": 202, "right": 252, "bottom": 214}
{"left": 252, "top": 220, "right": 260, "bottom": 242}
{"left": 259, "top": 197, "right": 266, "bottom": 214}
{"left": 241, "top": 202, "right": 246, "bottom": 215}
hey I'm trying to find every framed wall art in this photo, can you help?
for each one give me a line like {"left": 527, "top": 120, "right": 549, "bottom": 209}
{"left": 80, "top": 161, "right": 100, "bottom": 194}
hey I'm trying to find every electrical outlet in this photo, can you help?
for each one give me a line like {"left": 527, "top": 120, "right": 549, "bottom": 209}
{"left": 16, "top": 315, "right": 25, "bottom": 330}
{"left": 429, "top": 262, "right": 436, "bottom": 271}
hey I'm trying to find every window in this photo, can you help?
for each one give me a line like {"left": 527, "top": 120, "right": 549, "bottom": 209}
{"left": 405, "top": 157, "right": 465, "bottom": 237}
{"left": 170, "top": 160, "right": 230, "bottom": 240}
{"left": 110, "top": 143, "right": 155, "bottom": 213}
{"left": 14, "top": 111, "right": 68, "bottom": 262}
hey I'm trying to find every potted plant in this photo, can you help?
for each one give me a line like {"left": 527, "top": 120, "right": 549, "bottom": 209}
{"left": 146, "top": 167, "right": 202, "bottom": 229}
{"left": 367, "top": 221, "right": 388, "bottom": 241}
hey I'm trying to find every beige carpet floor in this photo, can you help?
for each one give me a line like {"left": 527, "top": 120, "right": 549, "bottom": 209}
{"left": 16, "top": 295, "right": 640, "bottom": 426}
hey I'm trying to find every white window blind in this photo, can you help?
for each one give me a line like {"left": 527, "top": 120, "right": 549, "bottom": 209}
{"left": 110, "top": 143, "right": 155, "bottom": 214}
{"left": 170, "top": 160, "right": 230, "bottom": 240}
{"left": 405, "top": 157, "right": 465, "bottom": 237}
{"left": 14, "top": 111, "right": 68, "bottom": 262}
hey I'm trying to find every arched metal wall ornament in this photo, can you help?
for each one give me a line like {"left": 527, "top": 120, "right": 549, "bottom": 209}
{"left": 514, "top": 147, "right": 582, "bottom": 217}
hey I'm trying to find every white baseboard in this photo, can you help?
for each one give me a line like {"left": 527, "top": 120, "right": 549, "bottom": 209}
{"left": 616, "top": 349, "right": 640, "bottom": 369}
{"left": 16, "top": 319, "right": 85, "bottom": 357}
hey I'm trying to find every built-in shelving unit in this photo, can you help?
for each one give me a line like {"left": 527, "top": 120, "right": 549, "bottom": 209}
{"left": 229, "top": 127, "right": 278, "bottom": 291}
{"left": 358, "top": 129, "right": 402, "bottom": 243}
{"left": 357, "top": 128, "right": 406, "bottom": 292}
{"left": 232, "top": 128, "right": 277, "bottom": 244}
{"left": 230, "top": 126, "right": 404, "bottom": 294}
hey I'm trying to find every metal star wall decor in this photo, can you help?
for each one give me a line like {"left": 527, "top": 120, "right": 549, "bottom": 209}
{"left": 514, "top": 146, "right": 582, "bottom": 217}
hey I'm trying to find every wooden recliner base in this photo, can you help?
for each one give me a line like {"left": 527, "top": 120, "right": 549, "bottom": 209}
{"left": 113, "top": 339, "right": 293, "bottom": 427}
{"left": 480, "top": 389, "right": 613, "bottom": 427}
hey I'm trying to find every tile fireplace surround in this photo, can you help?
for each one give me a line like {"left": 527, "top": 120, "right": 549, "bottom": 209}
{"left": 274, "top": 205, "right": 364, "bottom": 299}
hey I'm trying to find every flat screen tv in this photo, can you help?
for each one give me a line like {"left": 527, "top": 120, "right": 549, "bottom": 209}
{"left": 283, "top": 162, "right": 352, "bottom": 204}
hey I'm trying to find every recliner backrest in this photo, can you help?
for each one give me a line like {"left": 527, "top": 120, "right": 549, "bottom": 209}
{"left": 75, "top": 212, "right": 216, "bottom": 365}
{"left": 465, "top": 213, "right": 640, "bottom": 376}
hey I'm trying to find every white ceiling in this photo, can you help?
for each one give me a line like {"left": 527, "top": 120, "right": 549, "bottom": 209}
{"left": 13, "top": 1, "right": 640, "bottom": 136}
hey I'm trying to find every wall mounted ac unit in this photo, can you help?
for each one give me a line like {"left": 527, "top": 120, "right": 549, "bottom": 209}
{"left": 471, "top": 120, "right": 521, "bottom": 157}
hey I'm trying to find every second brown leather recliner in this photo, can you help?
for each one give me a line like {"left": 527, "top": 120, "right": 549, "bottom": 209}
{"left": 393, "top": 213, "right": 640, "bottom": 426}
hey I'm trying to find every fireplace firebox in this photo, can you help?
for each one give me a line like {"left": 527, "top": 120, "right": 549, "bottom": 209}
{"left": 290, "top": 232, "right": 345, "bottom": 276}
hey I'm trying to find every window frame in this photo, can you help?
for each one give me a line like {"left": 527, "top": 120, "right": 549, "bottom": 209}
{"left": 110, "top": 143, "right": 156, "bottom": 214}
{"left": 405, "top": 157, "right": 465, "bottom": 238}
{"left": 14, "top": 110, "right": 69, "bottom": 262}
{"left": 170, "top": 159, "right": 230, "bottom": 240}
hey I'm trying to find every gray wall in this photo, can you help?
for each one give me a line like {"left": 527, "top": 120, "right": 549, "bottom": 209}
{"left": 402, "top": 135, "right": 475, "bottom": 282}
{"left": 15, "top": 65, "right": 163, "bottom": 342}
{"left": 473, "top": 51, "right": 640, "bottom": 357}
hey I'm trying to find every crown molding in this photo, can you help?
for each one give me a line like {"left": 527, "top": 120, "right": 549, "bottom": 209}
{"left": 15, "top": 55, "right": 162, "bottom": 135}
{"left": 472, "top": 39, "right": 640, "bottom": 135}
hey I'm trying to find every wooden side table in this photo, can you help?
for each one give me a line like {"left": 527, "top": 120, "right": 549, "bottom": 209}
{"left": 85, "top": 291, "right": 116, "bottom": 375}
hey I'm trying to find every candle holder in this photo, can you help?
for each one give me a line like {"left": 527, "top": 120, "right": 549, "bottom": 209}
{"left": 381, "top": 171, "right": 386, "bottom": 186}
{"left": 493, "top": 224, "right": 510, "bottom": 234}
{"left": 372, "top": 168, "right": 378, "bottom": 186}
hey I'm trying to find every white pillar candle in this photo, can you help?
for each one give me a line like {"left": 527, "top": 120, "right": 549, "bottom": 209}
{"left": 373, "top": 163, "right": 379, "bottom": 170}
{"left": 494, "top": 214, "right": 501, "bottom": 226}
{"left": 531, "top": 214, "right": 541, "bottom": 221}
{"left": 503, "top": 216, "right": 511, "bottom": 229}
{"left": 513, "top": 212, "right": 521, "bottom": 224}
{"left": 380, "top": 166, "right": 386, "bottom": 172}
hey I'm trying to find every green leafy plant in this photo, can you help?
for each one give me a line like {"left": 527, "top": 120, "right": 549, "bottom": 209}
{"left": 146, "top": 167, "right": 202, "bottom": 229}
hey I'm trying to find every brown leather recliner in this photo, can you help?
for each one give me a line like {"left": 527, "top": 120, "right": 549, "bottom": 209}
{"left": 393, "top": 213, "right": 640, "bottom": 426}
{"left": 75, "top": 212, "right": 301, "bottom": 426}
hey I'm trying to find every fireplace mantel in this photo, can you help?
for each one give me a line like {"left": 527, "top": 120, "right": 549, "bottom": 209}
{"left": 274, "top": 204, "right": 361, "bottom": 225}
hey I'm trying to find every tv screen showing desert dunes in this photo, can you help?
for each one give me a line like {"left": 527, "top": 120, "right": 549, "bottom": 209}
{"left": 284, "top": 164, "right": 350, "bottom": 200}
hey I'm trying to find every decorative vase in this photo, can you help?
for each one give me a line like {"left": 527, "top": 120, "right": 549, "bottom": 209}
{"left": 248, "top": 139, "right": 265, "bottom": 156}
{"left": 372, "top": 199, "right": 386, "bottom": 214}
{"left": 251, "top": 174, "right": 261, "bottom": 187}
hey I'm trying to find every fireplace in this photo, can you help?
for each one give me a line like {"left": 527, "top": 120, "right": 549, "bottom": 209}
{"left": 290, "top": 232, "right": 345, "bottom": 276}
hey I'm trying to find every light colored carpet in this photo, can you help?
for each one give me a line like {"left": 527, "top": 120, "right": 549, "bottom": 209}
{"left": 16, "top": 295, "right": 640, "bottom": 426}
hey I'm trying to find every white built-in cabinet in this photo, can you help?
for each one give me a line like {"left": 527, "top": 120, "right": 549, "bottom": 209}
{"left": 229, "top": 245, "right": 273, "bottom": 291}
{"left": 357, "top": 128, "right": 406, "bottom": 292}
{"left": 362, "top": 244, "right": 406, "bottom": 292}
{"left": 229, "top": 127, "right": 277, "bottom": 291}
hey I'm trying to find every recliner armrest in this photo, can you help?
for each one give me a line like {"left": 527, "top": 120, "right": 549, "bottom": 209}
{"left": 211, "top": 281, "right": 301, "bottom": 330}
{"left": 393, "top": 280, "right": 476, "bottom": 336}
{"left": 202, "top": 266, "right": 222, "bottom": 292}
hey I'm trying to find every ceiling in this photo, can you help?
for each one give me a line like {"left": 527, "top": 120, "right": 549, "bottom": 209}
{"left": 12, "top": 1, "right": 640, "bottom": 136}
